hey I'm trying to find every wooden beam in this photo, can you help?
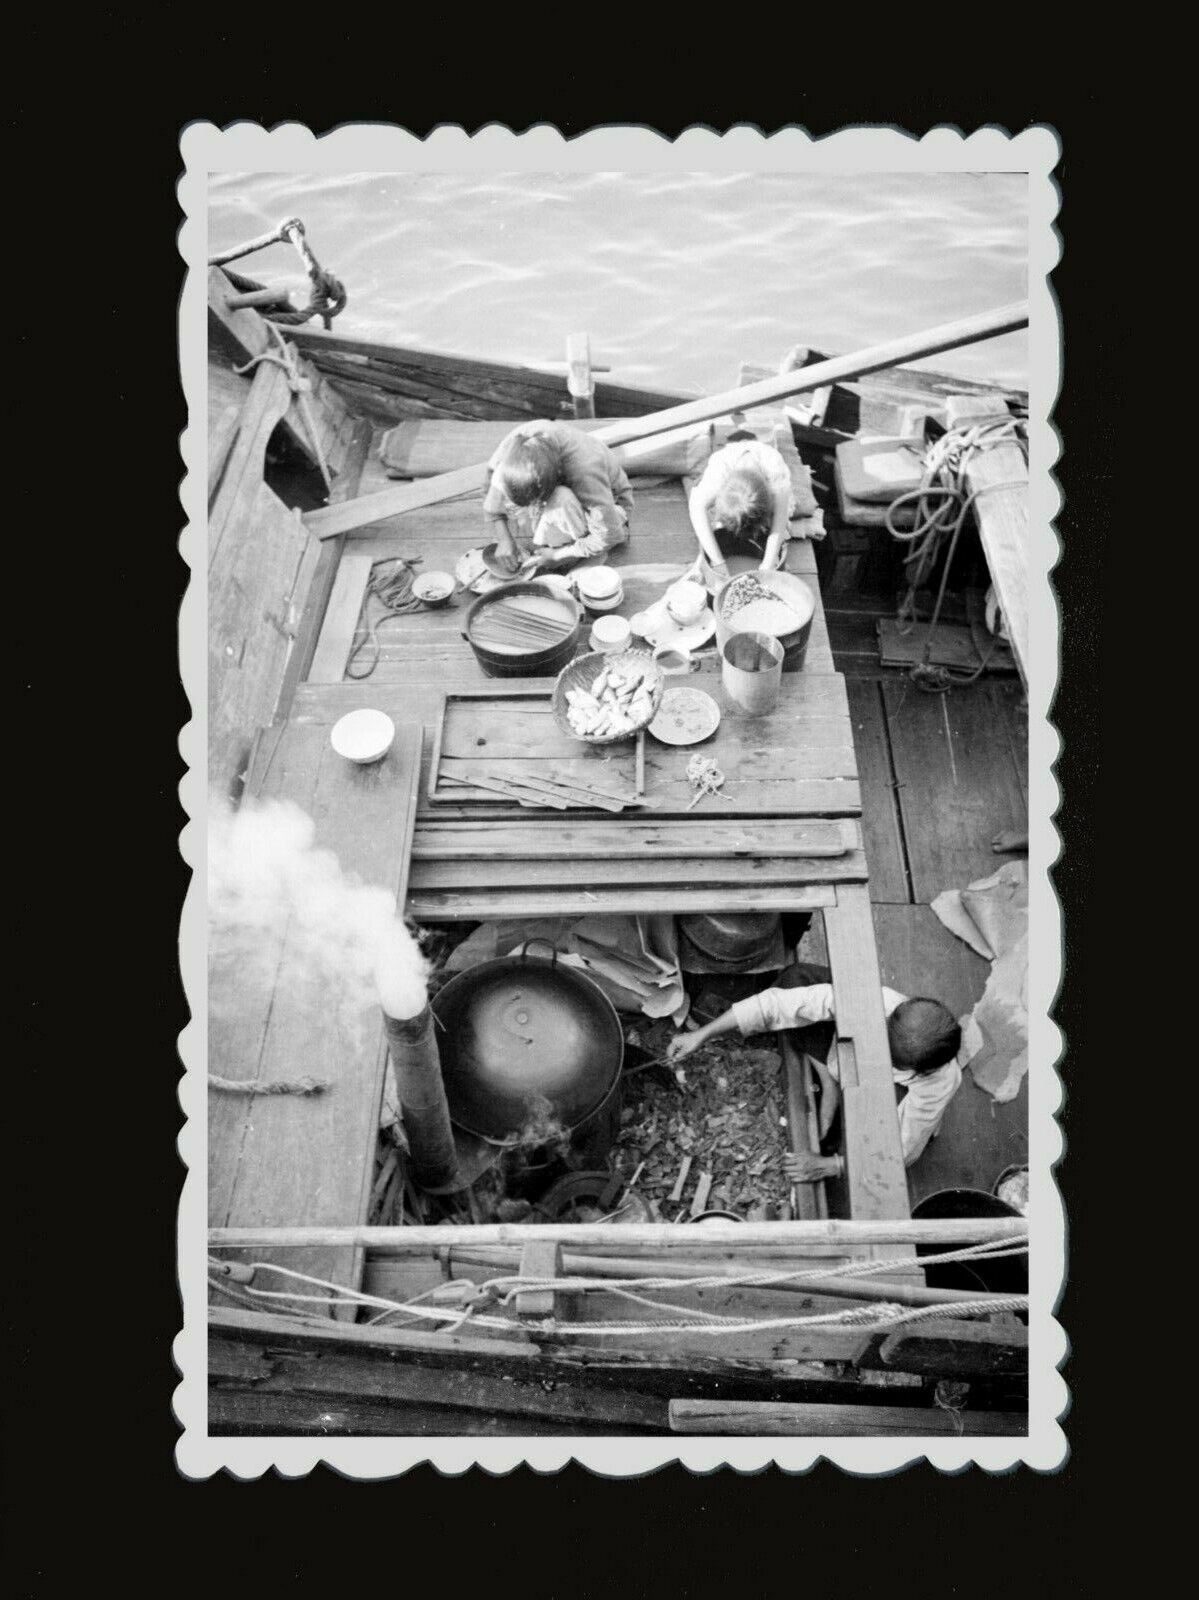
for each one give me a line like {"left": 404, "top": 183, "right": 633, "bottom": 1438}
{"left": 209, "top": 1217, "right": 1028, "bottom": 1252}
{"left": 304, "top": 302, "right": 1030, "bottom": 540}
{"left": 667, "top": 1399, "right": 1028, "bottom": 1436}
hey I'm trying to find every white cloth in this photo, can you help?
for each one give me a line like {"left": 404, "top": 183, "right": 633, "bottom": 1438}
{"left": 729, "top": 983, "right": 961, "bottom": 1166}
{"left": 931, "top": 861, "right": 1028, "bottom": 1104}
{"left": 694, "top": 439, "right": 798, "bottom": 518}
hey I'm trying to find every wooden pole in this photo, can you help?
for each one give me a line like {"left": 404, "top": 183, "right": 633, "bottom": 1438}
{"left": 667, "top": 1399, "right": 1028, "bottom": 1436}
{"left": 304, "top": 300, "right": 1030, "bottom": 541}
{"left": 209, "top": 1217, "right": 1027, "bottom": 1253}
{"left": 567, "top": 332, "right": 596, "bottom": 418}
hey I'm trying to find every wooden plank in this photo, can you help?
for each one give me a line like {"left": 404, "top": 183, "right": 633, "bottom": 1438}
{"left": 881, "top": 680, "right": 1029, "bottom": 903}
{"left": 274, "top": 417, "right": 374, "bottom": 719}
{"left": 780, "top": 1035, "right": 829, "bottom": 1220}
{"left": 412, "top": 818, "right": 855, "bottom": 860}
{"left": 208, "top": 480, "right": 309, "bottom": 796}
{"left": 878, "top": 1319, "right": 1028, "bottom": 1378}
{"left": 209, "top": 721, "right": 424, "bottom": 1312}
{"left": 304, "top": 303, "right": 1029, "bottom": 538}
{"left": 668, "top": 1399, "right": 1027, "bottom": 1436}
{"left": 377, "top": 415, "right": 719, "bottom": 482}
{"left": 210, "top": 1331, "right": 667, "bottom": 1432}
{"left": 307, "top": 552, "right": 373, "bottom": 683}
{"left": 409, "top": 850, "right": 867, "bottom": 891}
{"left": 822, "top": 884, "right": 910, "bottom": 1222}
{"left": 846, "top": 678, "right": 909, "bottom": 904}
{"left": 208, "top": 358, "right": 251, "bottom": 504}
{"left": 408, "top": 883, "right": 838, "bottom": 920}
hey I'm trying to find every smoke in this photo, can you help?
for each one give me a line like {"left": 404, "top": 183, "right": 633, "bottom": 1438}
{"left": 509, "top": 1093, "right": 572, "bottom": 1160}
{"left": 208, "top": 794, "right": 430, "bottom": 1045}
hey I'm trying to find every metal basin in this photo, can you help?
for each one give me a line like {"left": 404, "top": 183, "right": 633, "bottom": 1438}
{"left": 431, "top": 944, "right": 624, "bottom": 1143}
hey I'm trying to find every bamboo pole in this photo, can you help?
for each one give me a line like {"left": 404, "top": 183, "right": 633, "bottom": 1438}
{"left": 210, "top": 1218, "right": 1028, "bottom": 1253}
{"left": 440, "top": 1246, "right": 1009, "bottom": 1309}
{"left": 304, "top": 300, "right": 1029, "bottom": 541}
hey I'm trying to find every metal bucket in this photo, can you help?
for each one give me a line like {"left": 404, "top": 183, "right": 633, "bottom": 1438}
{"left": 911, "top": 1189, "right": 1028, "bottom": 1294}
{"left": 721, "top": 631, "right": 783, "bottom": 716}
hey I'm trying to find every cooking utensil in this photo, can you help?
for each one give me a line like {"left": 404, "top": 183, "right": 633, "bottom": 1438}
{"left": 431, "top": 940, "right": 625, "bottom": 1143}
{"left": 412, "top": 570, "right": 456, "bottom": 606}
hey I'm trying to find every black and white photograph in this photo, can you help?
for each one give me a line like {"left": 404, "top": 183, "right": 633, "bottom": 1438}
{"left": 180, "top": 125, "right": 1063, "bottom": 1474}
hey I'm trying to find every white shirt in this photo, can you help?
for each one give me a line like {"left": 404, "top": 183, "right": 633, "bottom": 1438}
{"left": 729, "top": 983, "right": 961, "bottom": 1167}
{"left": 694, "top": 439, "right": 798, "bottom": 518}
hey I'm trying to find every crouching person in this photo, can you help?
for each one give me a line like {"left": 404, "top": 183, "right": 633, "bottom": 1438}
{"left": 666, "top": 962, "right": 962, "bottom": 1174}
{"left": 483, "top": 420, "right": 633, "bottom": 572}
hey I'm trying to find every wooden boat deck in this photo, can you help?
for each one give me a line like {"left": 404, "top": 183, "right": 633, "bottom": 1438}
{"left": 822, "top": 595, "right": 1028, "bottom": 1204}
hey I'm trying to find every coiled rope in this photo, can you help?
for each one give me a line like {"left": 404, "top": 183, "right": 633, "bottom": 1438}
{"left": 885, "top": 420, "right": 1027, "bottom": 693}
{"left": 346, "top": 557, "right": 426, "bottom": 679}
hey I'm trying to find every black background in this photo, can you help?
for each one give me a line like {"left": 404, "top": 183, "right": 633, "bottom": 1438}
{"left": 6, "top": 65, "right": 1114, "bottom": 1596}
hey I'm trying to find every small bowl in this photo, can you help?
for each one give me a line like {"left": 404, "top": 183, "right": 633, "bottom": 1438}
{"left": 413, "top": 570, "right": 455, "bottom": 607}
{"left": 591, "top": 615, "right": 632, "bottom": 653}
{"left": 330, "top": 709, "right": 395, "bottom": 765}
{"left": 579, "top": 586, "right": 625, "bottom": 615}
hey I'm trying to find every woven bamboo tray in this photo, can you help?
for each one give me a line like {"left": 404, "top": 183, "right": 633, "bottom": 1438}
{"left": 551, "top": 650, "right": 665, "bottom": 745}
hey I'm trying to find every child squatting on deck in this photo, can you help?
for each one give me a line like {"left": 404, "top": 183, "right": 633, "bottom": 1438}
{"left": 666, "top": 963, "right": 963, "bottom": 1178}
{"left": 686, "top": 431, "right": 799, "bottom": 584}
{"left": 483, "top": 420, "right": 634, "bottom": 574}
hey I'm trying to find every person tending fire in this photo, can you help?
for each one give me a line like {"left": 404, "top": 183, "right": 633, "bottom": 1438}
{"left": 666, "top": 963, "right": 963, "bottom": 1177}
{"left": 483, "top": 419, "right": 634, "bottom": 572}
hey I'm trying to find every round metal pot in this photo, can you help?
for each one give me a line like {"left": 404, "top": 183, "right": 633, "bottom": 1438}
{"left": 430, "top": 941, "right": 625, "bottom": 1143}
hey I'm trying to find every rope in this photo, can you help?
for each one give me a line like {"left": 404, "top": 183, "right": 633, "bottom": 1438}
{"left": 208, "top": 1239, "right": 1028, "bottom": 1342}
{"left": 885, "top": 421, "right": 1027, "bottom": 692}
{"left": 208, "top": 1073, "right": 330, "bottom": 1096}
{"left": 346, "top": 557, "right": 426, "bottom": 679}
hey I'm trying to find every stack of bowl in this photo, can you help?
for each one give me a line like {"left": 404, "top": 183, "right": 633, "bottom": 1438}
{"left": 575, "top": 566, "right": 624, "bottom": 613}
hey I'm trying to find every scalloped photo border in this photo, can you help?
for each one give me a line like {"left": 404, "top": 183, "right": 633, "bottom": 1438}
{"left": 176, "top": 121, "right": 1064, "bottom": 1478}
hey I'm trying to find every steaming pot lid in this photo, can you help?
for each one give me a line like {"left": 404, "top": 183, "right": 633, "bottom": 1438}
{"left": 431, "top": 957, "right": 623, "bottom": 1142}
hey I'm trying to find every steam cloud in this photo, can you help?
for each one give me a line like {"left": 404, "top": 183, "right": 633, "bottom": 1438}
{"left": 208, "top": 795, "right": 429, "bottom": 1048}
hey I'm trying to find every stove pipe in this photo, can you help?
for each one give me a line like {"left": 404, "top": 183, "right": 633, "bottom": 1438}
{"left": 382, "top": 1003, "right": 460, "bottom": 1191}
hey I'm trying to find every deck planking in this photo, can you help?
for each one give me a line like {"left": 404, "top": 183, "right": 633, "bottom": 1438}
{"left": 209, "top": 721, "right": 423, "bottom": 1314}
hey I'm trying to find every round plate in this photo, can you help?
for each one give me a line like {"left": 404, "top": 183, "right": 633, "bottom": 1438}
{"left": 648, "top": 687, "right": 721, "bottom": 746}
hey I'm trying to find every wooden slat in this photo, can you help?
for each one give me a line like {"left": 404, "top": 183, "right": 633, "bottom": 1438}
{"left": 307, "top": 552, "right": 373, "bottom": 683}
{"left": 668, "top": 1399, "right": 1027, "bottom": 1436}
{"left": 209, "top": 721, "right": 423, "bottom": 1312}
{"left": 822, "top": 884, "right": 910, "bottom": 1221}
{"left": 845, "top": 678, "right": 909, "bottom": 903}
{"left": 407, "top": 883, "right": 838, "bottom": 920}
{"left": 409, "top": 849, "right": 867, "bottom": 890}
{"left": 304, "top": 303, "right": 1030, "bottom": 539}
{"left": 412, "top": 818, "right": 855, "bottom": 859}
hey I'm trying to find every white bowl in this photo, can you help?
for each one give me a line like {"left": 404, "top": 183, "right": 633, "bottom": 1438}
{"left": 575, "top": 565, "right": 622, "bottom": 600}
{"left": 413, "top": 570, "right": 455, "bottom": 606}
{"left": 591, "top": 615, "right": 632, "bottom": 653}
{"left": 331, "top": 709, "right": 395, "bottom": 764}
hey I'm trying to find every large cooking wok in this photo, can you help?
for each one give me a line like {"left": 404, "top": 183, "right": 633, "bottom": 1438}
{"left": 431, "top": 941, "right": 624, "bottom": 1143}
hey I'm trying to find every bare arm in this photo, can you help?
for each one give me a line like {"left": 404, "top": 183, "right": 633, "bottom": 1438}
{"left": 687, "top": 487, "right": 732, "bottom": 579}
{"left": 757, "top": 491, "right": 791, "bottom": 571}
{"left": 666, "top": 1007, "right": 740, "bottom": 1062}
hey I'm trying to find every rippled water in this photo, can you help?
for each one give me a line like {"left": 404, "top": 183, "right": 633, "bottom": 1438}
{"left": 208, "top": 172, "right": 1028, "bottom": 394}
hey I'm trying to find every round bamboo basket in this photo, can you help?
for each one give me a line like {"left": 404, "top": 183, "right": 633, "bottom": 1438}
{"left": 551, "top": 650, "right": 665, "bottom": 745}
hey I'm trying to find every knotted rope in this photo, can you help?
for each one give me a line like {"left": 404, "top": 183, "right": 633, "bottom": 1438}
{"left": 885, "top": 419, "right": 1027, "bottom": 692}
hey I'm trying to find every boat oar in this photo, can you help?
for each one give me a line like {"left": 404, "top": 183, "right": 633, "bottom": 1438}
{"left": 306, "top": 300, "right": 1031, "bottom": 539}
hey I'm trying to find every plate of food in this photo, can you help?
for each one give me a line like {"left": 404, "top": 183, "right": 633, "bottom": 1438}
{"left": 648, "top": 687, "right": 721, "bottom": 746}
